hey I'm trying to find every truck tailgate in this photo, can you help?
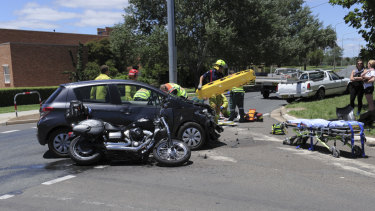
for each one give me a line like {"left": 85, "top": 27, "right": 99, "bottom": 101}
{"left": 277, "top": 81, "right": 304, "bottom": 96}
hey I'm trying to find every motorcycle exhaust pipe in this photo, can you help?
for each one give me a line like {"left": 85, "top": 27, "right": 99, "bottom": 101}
{"left": 104, "top": 131, "right": 153, "bottom": 152}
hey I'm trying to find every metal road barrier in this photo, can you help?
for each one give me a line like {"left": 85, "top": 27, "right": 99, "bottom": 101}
{"left": 14, "top": 91, "right": 41, "bottom": 117}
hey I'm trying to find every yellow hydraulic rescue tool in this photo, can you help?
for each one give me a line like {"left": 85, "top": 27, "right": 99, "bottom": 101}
{"left": 196, "top": 69, "right": 256, "bottom": 99}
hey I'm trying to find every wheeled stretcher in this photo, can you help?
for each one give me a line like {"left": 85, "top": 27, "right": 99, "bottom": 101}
{"left": 283, "top": 119, "right": 366, "bottom": 158}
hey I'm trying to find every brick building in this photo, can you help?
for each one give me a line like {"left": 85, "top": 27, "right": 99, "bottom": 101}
{"left": 0, "top": 28, "right": 107, "bottom": 88}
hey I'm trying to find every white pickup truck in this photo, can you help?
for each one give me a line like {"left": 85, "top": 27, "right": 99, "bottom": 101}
{"left": 255, "top": 68, "right": 303, "bottom": 98}
{"left": 276, "top": 70, "right": 350, "bottom": 103}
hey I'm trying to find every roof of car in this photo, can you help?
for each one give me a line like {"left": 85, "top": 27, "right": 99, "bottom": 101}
{"left": 62, "top": 79, "right": 152, "bottom": 88}
{"left": 60, "top": 79, "right": 166, "bottom": 95}
{"left": 302, "top": 69, "right": 332, "bottom": 73}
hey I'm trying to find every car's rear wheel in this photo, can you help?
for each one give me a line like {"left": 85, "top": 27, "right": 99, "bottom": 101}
{"left": 48, "top": 128, "right": 70, "bottom": 157}
{"left": 315, "top": 88, "right": 325, "bottom": 100}
{"left": 178, "top": 122, "right": 205, "bottom": 150}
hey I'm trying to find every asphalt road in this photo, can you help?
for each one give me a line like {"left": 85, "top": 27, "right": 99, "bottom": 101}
{"left": 2, "top": 91, "right": 375, "bottom": 210}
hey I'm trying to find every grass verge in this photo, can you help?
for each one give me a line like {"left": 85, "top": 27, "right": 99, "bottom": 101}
{"left": 0, "top": 104, "right": 40, "bottom": 114}
{"left": 285, "top": 94, "right": 375, "bottom": 136}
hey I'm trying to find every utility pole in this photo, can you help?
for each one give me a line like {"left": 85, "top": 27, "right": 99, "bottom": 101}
{"left": 167, "top": 0, "right": 177, "bottom": 83}
{"left": 333, "top": 22, "right": 344, "bottom": 70}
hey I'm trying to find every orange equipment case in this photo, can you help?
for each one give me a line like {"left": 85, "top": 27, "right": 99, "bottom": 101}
{"left": 196, "top": 69, "right": 256, "bottom": 99}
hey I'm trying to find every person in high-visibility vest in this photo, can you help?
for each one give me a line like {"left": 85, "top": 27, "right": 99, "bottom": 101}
{"left": 125, "top": 66, "right": 139, "bottom": 101}
{"left": 209, "top": 94, "right": 229, "bottom": 122}
{"left": 133, "top": 88, "right": 151, "bottom": 101}
{"left": 228, "top": 71, "right": 245, "bottom": 122}
{"left": 90, "top": 65, "right": 111, "bottom": 100}
{"left": 160, "top": 83, "right": 187, "bottom": 99}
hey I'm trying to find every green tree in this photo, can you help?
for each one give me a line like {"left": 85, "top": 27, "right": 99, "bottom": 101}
{"left": 112, "top": 0, "right": 337, "bottom": 86}
{"left": 307, "top": 49, "right": 324, "bottom": 66}
{"left": 329, "top": 0, "right": 375, "bottom": 57}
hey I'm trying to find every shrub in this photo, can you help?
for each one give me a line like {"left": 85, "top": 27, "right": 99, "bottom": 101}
{"left": 0, "top": 86, "right": 59, "bottom": 107}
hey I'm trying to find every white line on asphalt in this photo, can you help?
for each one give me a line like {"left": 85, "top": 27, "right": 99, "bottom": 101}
{"left": 42, "top": 175, "right": 76, "bottom": 185}
{"left": 32, "top": 127, "right": 37, "bottom": 129}
{"left": 263, "top": 113, "right": 270, "bottom": 116}
{"left": 0, "top": 194, "right": 15, "bottom": 200}
{"left": 94, "top": 165, "right": 109, "bottom": 169}
{"left": 278, "top": 147, "right": 375, "bottom": 178}
{"left": 1, "top": 130, "right": 20, "bottom": 134}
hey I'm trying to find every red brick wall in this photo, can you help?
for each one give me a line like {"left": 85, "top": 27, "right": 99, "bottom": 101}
{"left": 10, "top": 43, "right": 81, "bottom": 87}
{"left": 0, "top": 44, "right": 13, "bottom": 88}
{"left": 0, "top": 28, "right": 104, "bottom": 45}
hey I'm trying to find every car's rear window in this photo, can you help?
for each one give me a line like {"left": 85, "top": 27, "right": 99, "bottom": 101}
{"left": 44, "top": 86, "right": 63, "bottom": 104}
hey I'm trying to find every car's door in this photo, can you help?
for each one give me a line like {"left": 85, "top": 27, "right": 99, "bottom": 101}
{"left": 70, "top": 84, "right": 123, "bottom": 124}
{"left": 111, "top": 83, "right": 164, "bottom": 128}
{"left": 328, "top": 71, "right": 347, "bottom": 94}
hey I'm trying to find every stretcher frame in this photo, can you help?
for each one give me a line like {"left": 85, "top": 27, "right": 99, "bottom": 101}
{"left": 283, "top": 121, "right": 366, "bottom": 158}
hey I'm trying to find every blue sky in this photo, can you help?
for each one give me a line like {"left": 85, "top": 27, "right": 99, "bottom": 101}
{"left": 0, "top": 0, "right": 366, "bottom": 57}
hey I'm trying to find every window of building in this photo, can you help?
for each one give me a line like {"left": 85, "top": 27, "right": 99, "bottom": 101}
{"left": 2, "top": 65, "right": 10, "bottom": 84}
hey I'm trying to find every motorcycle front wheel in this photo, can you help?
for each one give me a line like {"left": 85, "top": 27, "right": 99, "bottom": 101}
{"left": 68, "top": 136, "right": 102, "bottom": 165}
{"left": 153, "top": 139, "right": 191, "bottom": 167}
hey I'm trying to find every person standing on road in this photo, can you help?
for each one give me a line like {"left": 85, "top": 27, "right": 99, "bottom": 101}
{"left": 228, "top": 70, "right": 245, "bottom": 122}
{"left": 361, "top": 60, "right": 375, "bottom": 111}
{"left": 197, "top": 59, "right": 227, "bottom": 120}
{"left": 350, "top": 59, "right": 365, "bottom": 115}
{"left": 197, "top": 59, "right": 226, "bottom": 90}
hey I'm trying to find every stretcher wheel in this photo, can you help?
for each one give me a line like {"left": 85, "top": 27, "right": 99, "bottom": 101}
{"left": 331, "top": 147, "right": 340, "bottom": 158}
{"left": 283, "top": 138, "right": 291, "bottom": 145}
{"left": 283, "top": 136, "right": 296, "bottom": 145}
{"left": 352, "top": 145, "right": 362, "bottom": 157}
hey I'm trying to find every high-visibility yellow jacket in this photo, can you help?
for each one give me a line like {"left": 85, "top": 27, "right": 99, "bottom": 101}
{"left": 209, "top": 94, "right": 228, "bottom": 109}
{"left": 231, "top": 86, "right": 245, "bottom": 93}
{"left": 164, "top": 83, "right": 187, "bottom": 98}
{"left": 133, "top": 88, "right": 151, "bottom": 100}
{"left": 125, "top": 85, "right": 137, "bottom": 101}
{"left": 90, "top": 74, "right": 111, "bottom": 100}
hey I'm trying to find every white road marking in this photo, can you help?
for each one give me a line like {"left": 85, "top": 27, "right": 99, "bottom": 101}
{"left": 1, "top": 130, "right": 20, "bottom": 134}
{"left": 0, "top": 194, "right": 15, "bottom": 200}
{"left": 94, "top": 165, "right": 109, "bottom": 169}
{"left": 278, "top": 147, "right": 375, "bottom": 178}
{"left": 252, "top": 133, "right": 282, "bottom": 142}
{"left": 263, "top": 113, "right": 270, "bottom": 116}
{"left": 42, "top": 175, "right": 76, "bottom": 185}
{"left": 32, "top": 127, "right": 37, "bottom": 129}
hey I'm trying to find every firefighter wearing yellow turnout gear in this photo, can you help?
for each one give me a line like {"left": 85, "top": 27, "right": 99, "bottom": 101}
{"left": 209, "top": 94, "right": 229, "bottom": 122}
{"left": 133, "top": 88, "right": 151, "bottom": 101}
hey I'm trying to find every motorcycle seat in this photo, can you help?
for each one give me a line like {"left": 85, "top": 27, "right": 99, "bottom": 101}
{"left": 105, "top": 123, "right": 123, "bottom": 132}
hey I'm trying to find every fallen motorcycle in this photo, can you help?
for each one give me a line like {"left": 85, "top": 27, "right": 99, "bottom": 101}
{"left": 65, "top": 100, "right": 191, "bottom": 166}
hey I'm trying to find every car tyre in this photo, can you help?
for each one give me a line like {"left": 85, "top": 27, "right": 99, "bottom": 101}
{"left": 262, "top": 90, "right": 270, "bottom": 99}
{"left": 178, "top": 122, "right": 205, "bottom": 150}
{"left": 315, "top": 88, "right": 325, "bottom": 100}
{"left": 48, "top": 128, "right": 70, "bottom": 157}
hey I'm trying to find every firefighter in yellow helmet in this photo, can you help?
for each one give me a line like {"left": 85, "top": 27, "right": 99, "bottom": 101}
{"left": 160, "top": 83, "right": 187, "bottom": 99}
{"left": 197, "top": 59, "right": 227, "bottom": 122}
{"left": 197, "top": 59, "right": 227, "bottom": 90}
